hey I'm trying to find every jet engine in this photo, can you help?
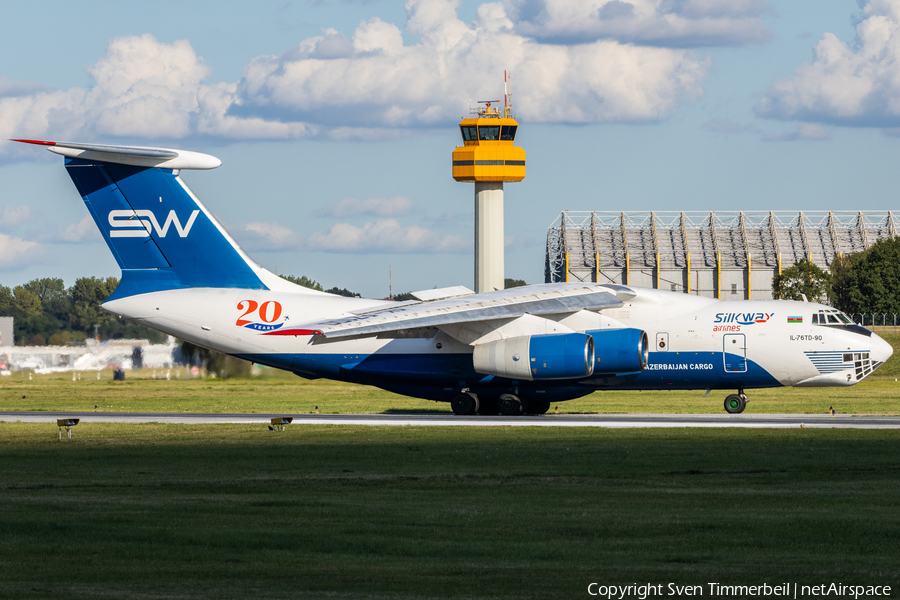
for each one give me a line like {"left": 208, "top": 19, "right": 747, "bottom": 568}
{"left": 587, "top": 328, "right": 648, "bottom": 374}
{"left": 472, "top": 332, "right": 595, "bottom": 381}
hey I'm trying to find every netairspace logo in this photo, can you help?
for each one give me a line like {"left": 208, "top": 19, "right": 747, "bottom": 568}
{"left": 586, "top": 582, "right": 892, "bottom": 599}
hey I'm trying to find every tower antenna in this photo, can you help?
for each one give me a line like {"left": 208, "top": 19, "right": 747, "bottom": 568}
{"left": 504, "top": 71, "right": 508, "bottom": 118}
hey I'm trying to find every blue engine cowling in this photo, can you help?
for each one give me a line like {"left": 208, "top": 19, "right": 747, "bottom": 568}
{"left": 472, "top": 332, "right": 595, "bottom": 381}
{"left": 586, "top": 328, "right": 648, "bottom": 374}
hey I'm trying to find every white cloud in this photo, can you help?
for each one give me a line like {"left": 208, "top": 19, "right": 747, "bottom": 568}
{"left": 0, "top": 232, "right": 41, "bottom": 268}
{"left": 85, "top": 35, "right": 210, "bottom": 138}
{"left": 316, "top": 196, "right": 415, "bottom": 218}
{"left": 57, "top": 215, "right": 102, "bottom": 243}
{"left": 762, "top": 123, "right": 830, "bottom": 142}
{"left": 232, "top": 221, "right": 305, "bottom": 252}
{"left": 235, "top": 0, "right": 710, "bottom": 127}
{"left": 0, "top": 204, "right": 31, "bottom": 230}
{"left": 0, "top": 34, "right": 318, "bottom": 151}
{"left": 0, "top": 3, "right": 711, "bottom": 150}
{"left": 756, "top": 0, "right": 900, "bottom": 129}
{"left": 307, "top": 219, "right": 468, "bottom": 253}
{"left": 505, "top": 0, "right": 771, "bottom": 47}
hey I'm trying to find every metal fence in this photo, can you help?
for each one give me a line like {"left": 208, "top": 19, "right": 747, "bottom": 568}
{"left": 850, "top": 314, "right": 900, "bottom": 334}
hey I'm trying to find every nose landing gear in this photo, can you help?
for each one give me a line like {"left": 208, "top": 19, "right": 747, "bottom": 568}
{"left": 724, "top": 390, "right": 748, "bottom": 414}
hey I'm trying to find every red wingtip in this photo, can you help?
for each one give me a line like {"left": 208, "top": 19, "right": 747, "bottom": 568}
{"left": 9, "top": 139, "right": 57, "bottom": 146}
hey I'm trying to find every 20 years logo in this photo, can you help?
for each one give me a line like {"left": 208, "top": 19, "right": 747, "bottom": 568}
{"left": 235, "top": 300, "right": 287, "bottom": 332}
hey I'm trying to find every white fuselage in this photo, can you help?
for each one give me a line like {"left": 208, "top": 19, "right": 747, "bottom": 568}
{"left": 104, "top": 284, "right": 891, "bottom": 396}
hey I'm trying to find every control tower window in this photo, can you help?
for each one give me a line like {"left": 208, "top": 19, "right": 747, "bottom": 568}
{"left": 500, "top": 125, "right": 517, "bottom": 141}
{"left": 460, "top": 125, "right": 477, "bottom": 142}
{"left": 479, "top": 126, "right": 500, "bottom": 141}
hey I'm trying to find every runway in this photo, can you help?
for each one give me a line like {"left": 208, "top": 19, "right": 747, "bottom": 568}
{"left": 2, "top": 411, "right": 899, "bottom": 428}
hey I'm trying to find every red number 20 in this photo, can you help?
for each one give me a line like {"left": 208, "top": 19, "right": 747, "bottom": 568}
{"left": 236, "top": 300, "right": 282, "bottom": 326}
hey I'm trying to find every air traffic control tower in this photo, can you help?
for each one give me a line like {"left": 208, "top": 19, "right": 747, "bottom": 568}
{"left": 452, "top": 76, "right": 525, "bottom": 293}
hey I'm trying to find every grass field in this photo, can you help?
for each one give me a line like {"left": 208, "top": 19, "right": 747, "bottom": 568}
{"left": 1, "top": 337, "right": 898, "bottom": 598}
{"left": 2, "top": 335, "right": 899, "bottom": 416}
{"left": 2, "top": 366, "right": 899, "bottom": 415}
{"left": 1, "top": 424, "right": 898, "bottom": 599}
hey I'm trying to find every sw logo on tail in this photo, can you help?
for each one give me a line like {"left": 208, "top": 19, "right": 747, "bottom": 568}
{"left": 108, "top": 209, "right": 199, "bottom": 238}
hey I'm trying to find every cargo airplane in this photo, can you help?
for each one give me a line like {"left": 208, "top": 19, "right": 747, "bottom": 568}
{"left": 15, "top": 139, "right": 893, "bottom": 415}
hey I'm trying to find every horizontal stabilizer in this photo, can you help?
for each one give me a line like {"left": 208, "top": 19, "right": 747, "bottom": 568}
{"left": 11, "top": 139, "right": 221, "bottom": 170}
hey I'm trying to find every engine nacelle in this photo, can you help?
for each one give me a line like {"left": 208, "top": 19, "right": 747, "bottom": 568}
{"left": 586, "top": 328, "right": 648, "bottom": 374}
{"left": 473, "top": 333, "right": 595, "bottom": 381}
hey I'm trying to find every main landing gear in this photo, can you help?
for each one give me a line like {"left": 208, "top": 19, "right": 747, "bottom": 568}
{"left": 724, "top": 390, "right": 748, "bottom": 414}
{"left": 450, "top": 392, "right": 479, "bottom": 416}
{"left": 450, "top": 392, "right": 551, "bottom": 416}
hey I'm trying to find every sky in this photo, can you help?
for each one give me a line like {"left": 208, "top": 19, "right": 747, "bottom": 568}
{"left": 1, "top": 0, "right": 899, "bottom": 298}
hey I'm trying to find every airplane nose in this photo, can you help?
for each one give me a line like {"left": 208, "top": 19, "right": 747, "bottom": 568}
{"left": 871, "top": 333, "right": 893, "bottom": 365}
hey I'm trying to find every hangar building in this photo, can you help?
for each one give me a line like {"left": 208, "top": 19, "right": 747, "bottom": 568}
{"left": 545, "top": 211, "right": 898, "bottom": 300}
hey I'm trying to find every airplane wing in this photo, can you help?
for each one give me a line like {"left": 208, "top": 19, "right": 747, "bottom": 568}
{"left": 294, "top": 283, "right": 633, "bottom": 343}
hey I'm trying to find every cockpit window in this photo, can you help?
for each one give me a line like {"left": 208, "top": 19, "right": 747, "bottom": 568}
{"left": 813, "top": 309, "right": 865, "bottom": 330}
{"left": 460, "top": 125, "right": 477, "bottom": 141}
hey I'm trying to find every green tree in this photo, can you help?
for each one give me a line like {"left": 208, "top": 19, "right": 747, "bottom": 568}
{"left": 22, "top": 277, "right": 66, "bottom": 303}
{"left": 504, "top": 278, "right": 527, "bottom": 289}
{"left": 772, "top": 260, "right": 831, "bottom": 303}
{"left": 844, "top": 238, "right": 900, "bottom": 314}
{"left": 12, "top": 286, "right": 42, "bottom": 318}
{"left": 0, "top": 285, "right": 14, "bottom": 316}
{"left": 69, "top": 276, "right": 118, "bottom": 335}
{"left": 279, "top": 274, "right": 323, "bottom": 291}
{"left": 829, "top": 254, "right": 855, "bottom": 313}
{"left": 324, "top": 287, "right": 361, "bottom": 298}
{"left": 23, "top": 277, "right": 70, "bottom": 318}
{"left": 393, "top": 292, "right": 416, "bottom": 301}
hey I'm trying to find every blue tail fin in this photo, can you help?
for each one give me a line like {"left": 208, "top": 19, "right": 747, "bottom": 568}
{"left": 65, "top": 157, "right": 267, "bottom": 298}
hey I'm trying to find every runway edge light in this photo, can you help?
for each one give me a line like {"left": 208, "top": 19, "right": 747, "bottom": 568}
{"left": 57, "top": 418, "right": 79, "bottom": 440}
{"left": 452, "top": 71, "right": 526, "bottom": 294}
{"left": 269, "top": 417, "right": 293, "bottom": 432}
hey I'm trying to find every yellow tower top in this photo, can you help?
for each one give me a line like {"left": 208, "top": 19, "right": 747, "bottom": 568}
{"left": 452, "top": 81, "right": 526, "bottom": 183}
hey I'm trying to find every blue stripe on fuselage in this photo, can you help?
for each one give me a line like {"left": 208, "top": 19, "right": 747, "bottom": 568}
{"left": 619, "top": 352, "right": 782, "bottom": 389}
{"left": 234, "top": 350, "right": 782, "bottom": 403}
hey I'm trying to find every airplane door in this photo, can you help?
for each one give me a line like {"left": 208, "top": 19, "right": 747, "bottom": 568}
{"left": 656, "top": 333, "right": 669, "bottom": 352}
{"left": 723, "top": 334, "right": 747, "bottom": 373}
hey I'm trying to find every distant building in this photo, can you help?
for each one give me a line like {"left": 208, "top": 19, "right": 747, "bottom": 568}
{"left": 545, "top": 211, "right": 898, "bottom": 300}
{"left": 0, "top": 317, "right": 12, "bottom": 347}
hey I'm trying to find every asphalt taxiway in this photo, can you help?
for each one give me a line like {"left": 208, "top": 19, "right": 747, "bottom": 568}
{"left": 1, "top": 411, "right": 899, "bottom": 428}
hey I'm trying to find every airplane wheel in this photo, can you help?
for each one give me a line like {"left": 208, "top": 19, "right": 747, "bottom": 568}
{"left": 499, "top": 394, "right": 524, "bottom": 416}
{"left": 724, "top": 394, "right": 746, "bottom": 414}
{"left": 451, "top": 393, "right": 479, "bottom": 416}
{"left": 478, "top": 397, "right": 500, "bottom": 415}
{"left": 525, "top": 399, "right": 551, "bottom": 415}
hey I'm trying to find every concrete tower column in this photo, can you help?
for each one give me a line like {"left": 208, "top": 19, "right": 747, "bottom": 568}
{"left": 475, "top": 181, "right": 504, "bottom": 293}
